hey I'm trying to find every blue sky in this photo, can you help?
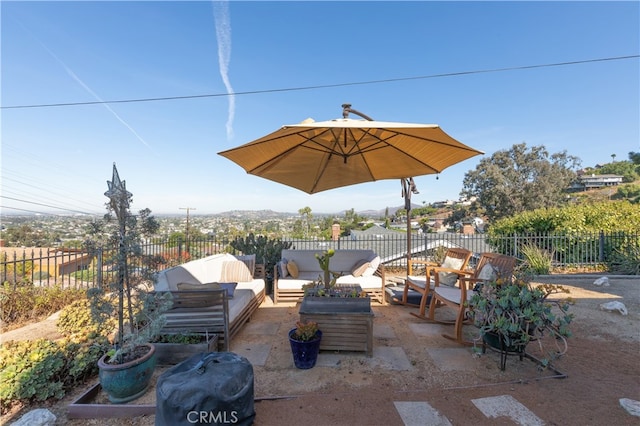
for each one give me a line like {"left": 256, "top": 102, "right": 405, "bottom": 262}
{"left": 2, "top": 1, "right": 638, "bottom": 217}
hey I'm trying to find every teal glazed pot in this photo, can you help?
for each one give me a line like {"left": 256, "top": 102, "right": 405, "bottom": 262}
{"left": 98, "top": 343, "right": 157, "bottom": 403}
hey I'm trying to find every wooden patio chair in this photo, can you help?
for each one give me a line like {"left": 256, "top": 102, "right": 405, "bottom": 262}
{"left": 414, "top": 252, "right": 518, "bottom": 346}
{"left": 399, "top": 247, "right": 472, "bottom": 317}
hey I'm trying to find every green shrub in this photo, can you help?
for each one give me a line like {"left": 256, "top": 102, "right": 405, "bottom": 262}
{"left": 0, "top": 284, "right": 85, "bottom": 326}
{"left": 57, "top": 298, "right": 116, "bottom": 339}
{"left": 0, "top": 336, "right": 108, "bottom": 414}
{"left": 521, "top": 243, "right": 553, "bottom": 275}
{"left": 609, "top": 244, "right": 640, "bottom": 275}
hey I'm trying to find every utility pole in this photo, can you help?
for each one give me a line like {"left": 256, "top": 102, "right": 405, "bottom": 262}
{"left": 179, "top": 207, "right": 196, "bottom": 251}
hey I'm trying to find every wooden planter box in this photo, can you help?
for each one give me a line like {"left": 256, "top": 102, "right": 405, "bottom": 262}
{"left": 299, "top": 296, "right": 373, "bottom": 356}
{"left": 153, "top": 335, "right": 218, "bottom": 365}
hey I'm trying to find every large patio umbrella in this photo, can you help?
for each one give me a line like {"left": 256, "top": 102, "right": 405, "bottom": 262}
{"left": 218, "top": 104, "right": 483, "bottom": 263}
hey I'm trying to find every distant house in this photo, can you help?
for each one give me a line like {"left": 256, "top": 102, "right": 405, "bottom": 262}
{"left": 0, "top": 247, "right": 92, "bottom": 277}
{"left": 569, "top": 174, "right": 623, "bottom": 191}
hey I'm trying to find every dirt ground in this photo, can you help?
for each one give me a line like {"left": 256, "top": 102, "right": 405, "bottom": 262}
{"left": 2, "top": 274, "right": 639, "bottom": 425}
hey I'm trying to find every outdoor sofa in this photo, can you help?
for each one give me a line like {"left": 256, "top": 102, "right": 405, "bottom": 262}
{"left": 274, "top": 249, "right": 385, "bottom": 304}
{"left": 153, "top": 253, "right": 265, "bottom": 350}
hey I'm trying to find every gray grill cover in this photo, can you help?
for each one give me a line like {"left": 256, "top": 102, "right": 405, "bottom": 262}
{"left": 155, "top": 352, "right": 255, "bottom": 425}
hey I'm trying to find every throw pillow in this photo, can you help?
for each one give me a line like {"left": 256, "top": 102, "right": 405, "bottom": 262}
{"left": 217, "top": 282, "right": 238, "bottom": 298}
{"left": 177, "top": 282, "right": 221, "bottom": 291}
{"left": 278, "top": 258, "right": 289, "bottom": 278}
{"left": 286, "top": 260, "right": 300, "bottom": 279}
{"left": 438, "top": 256, "right": 465, "bottom": 286}
{"left": 236, "top": 254, "right": 256, "bottom": 277}
{"left": 363, "top": 255, "right": 381, "bottom": 277}
{"left": 477, "top": 264, "right": 498, "bottom": 282}
{"left": 351, "top": 259, "right": 371, "bottom": 278}
{"left": 220, "top": 260, "right": 253, "bottom": 283}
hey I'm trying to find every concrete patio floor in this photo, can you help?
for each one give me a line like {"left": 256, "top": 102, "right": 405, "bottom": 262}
{"left": 229, "top": 294, "right": 561, "bottom": 425}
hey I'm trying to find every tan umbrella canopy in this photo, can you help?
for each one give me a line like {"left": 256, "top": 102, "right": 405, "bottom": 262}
{"left": 219, "top": 104, "right": 483, "bottom": 195}
{"left": 218, "top": 104, "right": 484, "bottom": 263}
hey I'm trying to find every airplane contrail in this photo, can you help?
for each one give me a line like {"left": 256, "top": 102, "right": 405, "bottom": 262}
{"left": 17, "top": 19, "right": 157, "bottom": 155}
{"left": 213, "top": 0, "right": 235, "bottom": 140}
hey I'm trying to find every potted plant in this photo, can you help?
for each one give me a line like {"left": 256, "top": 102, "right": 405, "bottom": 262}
{"left": 315, "top": 249, "right": 336, "bottom": 290}
{"left": 288, "top": 320, "right": 322, "bottom": 369}
{"left": 468, "top": 274, "right": 574, "bottom": 371}
{"left": 85, "top": 164, "right": 172, "bottom": 403}
{"left": 152, "top": 332, "right": 219, "bottom": 365}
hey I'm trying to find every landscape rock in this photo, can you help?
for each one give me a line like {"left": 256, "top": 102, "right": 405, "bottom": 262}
{"left": 593, "top": 276, "right": 610, "bottom": 286}
{"left": 10, "top": 408, "right": 56, "bottom": 426}
{"left": 599, "top": 301, "right": 628, "bottom": 316}
{"left": 620, "top": 398, "right": 640, "bottom": 417}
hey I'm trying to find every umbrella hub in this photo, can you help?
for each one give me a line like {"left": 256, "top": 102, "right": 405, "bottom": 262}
{"left": 342, "top": 103, "right": 374, "bottom": 121}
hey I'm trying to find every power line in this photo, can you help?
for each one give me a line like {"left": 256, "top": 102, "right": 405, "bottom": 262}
{"left": 0, "top": 195, "right": 97, "bottom": 215}
{"left": 2, "top": 55, "right": 637, "bottom": 110}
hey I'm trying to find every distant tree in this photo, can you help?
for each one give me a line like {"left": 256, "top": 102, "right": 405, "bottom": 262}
{"left": 613, "top": 183, "right": 640, "bottom": 204}
{"left": 444, "top": 206, "right": 471, "bottom": 228}
{"left": 595, "top": 160, "right": 638, "bottom": 183}
{"left": 629, "top": 151, "right": 640, "bottom": 165}
{"left": 461, "top": 143, "right": 580, "bottom": 221}
{"left": 2, "top": 224, "right": 51, "bottom": 247}
{"left": 298, "top": 206, "right": 312, "bottom": 238}
{"left": 611, "top": 153, "right": 616, "bottom": 162}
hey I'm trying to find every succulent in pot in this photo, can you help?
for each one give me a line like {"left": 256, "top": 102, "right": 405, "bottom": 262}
{"left": 468, "top": 274, "right": 574, "bottom": 370}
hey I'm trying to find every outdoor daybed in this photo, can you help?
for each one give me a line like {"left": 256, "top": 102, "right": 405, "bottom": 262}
{"left": 274, "top": 249, "right": 385, "bottom": 304}
{"left": 153, "top": 253, "right": 265, "bottom": 350}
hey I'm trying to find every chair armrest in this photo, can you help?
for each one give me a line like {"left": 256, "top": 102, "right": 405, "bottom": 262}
{"left": 374, "top": 263, "right": 386, "bottom": 288}
{"left": 408, "top": 259, "right": 438, "bottom": 275}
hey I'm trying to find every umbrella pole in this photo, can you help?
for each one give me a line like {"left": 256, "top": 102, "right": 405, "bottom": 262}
{"left": 402, "top": 178, "right": 419, "bottom": 274}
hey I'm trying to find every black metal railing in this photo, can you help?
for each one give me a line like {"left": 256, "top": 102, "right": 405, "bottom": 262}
{"left": 1, "top": 231, "right": 637, "bottom": 289}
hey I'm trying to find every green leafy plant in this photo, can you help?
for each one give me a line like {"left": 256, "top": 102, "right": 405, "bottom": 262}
{"left": 520, "top": 242, "right": 554, "bottom": 275}
{"left": 609, "top": 244, "right": 640, "bottom": 275}
{"left": 0, "top": 336, "right": 109, "bottom": 414}
{"left": 468, "top": 275, "right": 574, "bottom": 369}
{"left": 0, "top": 283, "right": 85, "bottom": 327}
{"left": 151, "top": 333, "right": 205, "bottom": 344}
{"left": 230, "top": 233, "right": 292, "bottom": 291}
{"left": 315, "top": 249, "right": 336, "bottom": 290}
{"left": 303, "top": 282, "right": 365, "bottom": 298}
{"left": 57, "top": 298, "right": 116, "bottom": 339}
{"left": 291, "top": 320, "right": 319, "bottom": 342}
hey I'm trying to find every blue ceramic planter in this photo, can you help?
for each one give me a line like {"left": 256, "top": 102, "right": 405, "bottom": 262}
{"left": 289, "top": 329, "right": 322, "bottom": 369}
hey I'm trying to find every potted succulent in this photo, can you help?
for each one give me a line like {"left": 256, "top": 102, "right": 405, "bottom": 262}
{"left": 85, "top": 164, "right": 172, "bottom": 403}
{"left": 468, "top": 274, "right": 574, "bottom": 371}
{"left": 315, "top": 249, "right": 336, "bottom": 290}
{"left": 288, "top": 320, "right": 322, "bottom": 369}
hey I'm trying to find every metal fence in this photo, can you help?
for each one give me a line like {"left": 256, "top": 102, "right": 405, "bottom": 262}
{"left": 1, "top": 231, "right": 638, "bottom": 289}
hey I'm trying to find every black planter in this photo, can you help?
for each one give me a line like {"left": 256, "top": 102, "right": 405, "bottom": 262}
{"left": 153, "top": 335, "right": 218, "bottom": 365}
{"left": 300, "top": 295, "right": 371, "bottom": 313}
{"left": 289, "top": 329, "right": 322, "bottom": 369}
{"left": 482, "top": 332, "right": 526, "bottom": 371}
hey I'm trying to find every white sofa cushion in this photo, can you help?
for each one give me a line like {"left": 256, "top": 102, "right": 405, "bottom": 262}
{"left": 336, "top": 274, "right": 382, "bottom": 289}
{"left": 280, "top": 249, "right": 378, "bottom": 274}
{"left": 221, "top": 260, "right": 253, "bottom": 282}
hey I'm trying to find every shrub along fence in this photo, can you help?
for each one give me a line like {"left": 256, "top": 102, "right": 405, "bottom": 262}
{"left": 1, "top": 231, "right": 638, "bottom": 289}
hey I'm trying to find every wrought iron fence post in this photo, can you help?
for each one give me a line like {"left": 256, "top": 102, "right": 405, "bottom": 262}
{"left": 599, "top": 230, "right": 605, "bottom": 263}
{"left": 97, "top": 249, "right": 103, "bottom": 289}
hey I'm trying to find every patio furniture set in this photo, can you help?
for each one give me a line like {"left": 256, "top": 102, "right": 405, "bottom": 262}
{"left": 151, "top": 248, "right": 518, "bottom": 357}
